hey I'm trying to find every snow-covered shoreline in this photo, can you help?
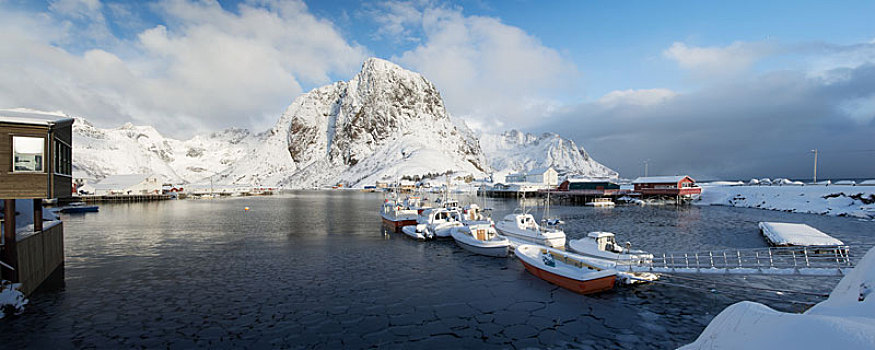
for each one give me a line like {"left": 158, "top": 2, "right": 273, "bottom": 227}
{"left": 681, "top": 245, "right": 875, "bottom": 349}
{"left": 697, "top": 184, "right": 875, "bottom": 219}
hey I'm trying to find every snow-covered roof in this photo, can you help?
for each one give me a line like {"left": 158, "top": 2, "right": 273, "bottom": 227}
{"left": 93, "top": 174, "right": 156, "bottom": 190}
{"left": 859, "top": 179, "right": 875, "bottom": 186}
{"left": 0, "top": 110, "right": 74, "bottom": 126}
{"left": 587, "top": 231, "right": 615, "bottom": 238}
{"left": 632, "top": 176, "right": 693, "bottom": 184}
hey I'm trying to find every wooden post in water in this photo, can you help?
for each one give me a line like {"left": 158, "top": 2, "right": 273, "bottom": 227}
{"left": 33, "top": 198, "right": 42, "bottom": 232}
{"left": 2, "top": 199, "right": 19, "bottom": 282}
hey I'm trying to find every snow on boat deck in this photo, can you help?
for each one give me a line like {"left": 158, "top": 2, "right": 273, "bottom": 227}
{"left": 758, "top": 222, "right": 843, "bottom": 246}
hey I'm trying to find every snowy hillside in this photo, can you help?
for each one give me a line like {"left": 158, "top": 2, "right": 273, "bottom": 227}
{"left": 480, "top": 130, "right": 617, "bottom": 179}
{"left": 73, "top": 118, "right": 257, "bottom": 184}
{"left": 34, "top": 58, "right": 616, "bottom": 188}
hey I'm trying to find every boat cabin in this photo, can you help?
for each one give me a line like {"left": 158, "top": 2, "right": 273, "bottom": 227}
{"left": 462, "top": 204, "right": 491, "bottom": 222}
{"left": 587, "top": 231, "right": 622, "bottom": 253}
{"left": 419, "top": 208, "right": 462, "bottom": 225}
{"left": 504, "top": 213, "right": 540, "bottom": 231}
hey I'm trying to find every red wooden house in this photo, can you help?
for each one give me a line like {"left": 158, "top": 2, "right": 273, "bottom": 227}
{"left": 632, "top": 176, "right": 701, "bottom": 197}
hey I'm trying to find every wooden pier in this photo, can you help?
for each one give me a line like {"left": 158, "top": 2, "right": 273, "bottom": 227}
{"left": 70, "top": 194, "right": 174, "bottom": 203}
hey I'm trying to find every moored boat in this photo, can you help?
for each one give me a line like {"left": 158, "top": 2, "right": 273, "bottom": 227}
{"left": 451, "top": 222, "right": 510, "bottom": 257}
{"left": 515, "top": 244, "right": 617, "bottom": 294}
{"left": 495, "top": 213, "right": 565, "bottom": 248}
{"left": 585, "top": 198, "right": 615, "bottom": 207}
{"left": 567, "top": 232, "right": 653, "bottom": 265}
{"left": 401, "top": 207, "right": 464, "bottom": 240}
{"left": 53, "top": 202, "right": 99, "bottom": 213}
{"left": 381, "top": 196, "right": 428, "bottom": 231}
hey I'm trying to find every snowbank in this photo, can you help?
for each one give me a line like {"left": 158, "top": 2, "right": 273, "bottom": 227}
{"left": 0, "top": 281, "right": 27, "bottom": 318}
{"left": 682, "top": 246, "right": 875, "bottom": 349}
{"left": 697, "top": 184, "right": 875, "bottom": 219}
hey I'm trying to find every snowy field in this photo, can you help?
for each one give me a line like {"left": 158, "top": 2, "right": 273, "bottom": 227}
{"left": 697, "top": 184, "right": 875, "bottom": 220}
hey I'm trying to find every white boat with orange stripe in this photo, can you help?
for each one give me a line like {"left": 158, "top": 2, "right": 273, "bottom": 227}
{"left": 515, "top": 244, "right": 617, "bottom": 295}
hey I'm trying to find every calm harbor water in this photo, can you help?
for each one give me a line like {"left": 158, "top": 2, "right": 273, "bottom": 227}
{"left": 1, "top": 191, "right": 873, "bottom": 348}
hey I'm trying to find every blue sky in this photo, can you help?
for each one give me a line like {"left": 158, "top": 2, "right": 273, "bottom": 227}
{"left": 1, "top": 0, "right": 874, "bottom": 179}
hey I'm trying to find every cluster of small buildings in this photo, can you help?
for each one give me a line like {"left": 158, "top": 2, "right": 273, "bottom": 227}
{"left": 483, "top": 166, "right": 702, "bottom": 202}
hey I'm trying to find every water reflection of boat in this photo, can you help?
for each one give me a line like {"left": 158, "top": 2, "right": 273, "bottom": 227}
{"left": 515, "top": 244, "right": 617, "bottom": 295}
{"left": 451, "top": 222, "right": 510, "bottom": 257}
{"left": 567, "top": 232, "right": 653, "bottom": 265}
{"left": 54, "top": 202, "right": 99, "bottom": 213}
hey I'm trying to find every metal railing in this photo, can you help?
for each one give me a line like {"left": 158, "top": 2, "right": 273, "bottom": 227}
{"left": 618, "top": 245, "right": 855, "bottom": 276}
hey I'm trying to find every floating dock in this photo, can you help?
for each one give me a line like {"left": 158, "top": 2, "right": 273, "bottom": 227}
{"left": 758, "top": 222, "right": 844, "bottom": 246}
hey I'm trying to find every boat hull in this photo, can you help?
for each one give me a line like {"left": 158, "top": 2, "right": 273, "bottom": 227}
{"left": 567, "top": 239, "right": 653, "bottom": 265}
{"left": 519, "top": 259, "right": 616, "bottom": 294}
{"left": 381, "top": 217, "right": 418, "bottom": 232}
{"left": 401, "top": 225, "right": 428, "bottom": 240}
{"left": 455, "top": 239, "right": 509, "bottom": 257}
{"left": 451, "top": 230, "right": 509, "bottom": 257}
{"left": 58, "top": 206, "right": 99, "bottom": 213}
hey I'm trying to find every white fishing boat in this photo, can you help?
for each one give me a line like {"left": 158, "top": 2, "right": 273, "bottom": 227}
{"left": 401, "top": 208, "right": 464, "bottom": 240}
{"left": 515, "top": 244, "right": 617, "bottom": 295}
{"left": 495, "top": 212, "right": 566, "bottom": 248}
{"left": 451, "top": 222, "right": 510, "bottom": 257}
{"left": 567, "top": 232, "right": 653, "bottom": 265}
{"left": 380, "top": 196, "right": 428, "bottom": 232}
{"left": 585, "top": 198, "right": 615, "bottom": 207}
{"left": 460, "top": 204, "right": 492, "bottom": 224}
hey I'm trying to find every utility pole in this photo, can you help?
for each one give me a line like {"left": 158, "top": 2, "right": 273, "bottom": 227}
{"left": 644, "top": 160, "right": 649, "bottom": 177}
{"left": 810, "top": 149, "right": 818, "bottom": 184}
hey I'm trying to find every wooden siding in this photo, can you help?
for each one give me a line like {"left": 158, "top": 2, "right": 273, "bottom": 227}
{"left": 0, "top": 124, "right": 50, "bottom": 198}
{"left": 0, "top": 122, "right": 72, "bottom": 198}
{"left": 16, "top": 222, "right": 64, "bottom": 296}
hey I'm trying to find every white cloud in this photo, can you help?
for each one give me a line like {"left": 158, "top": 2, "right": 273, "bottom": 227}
{"left": 839, "top": 94, "right": 875, "bottom": 124}
{"left": 0, "top": 0, "right": 368, "bottom": 137}
{"left": 370, "top": 2, "right": 578, "bottom": 131}
{"left": 663, "top": 41, "right": 775, "bottom": 76}
{"left": 597, "top": 88, "right": 678, "bottom": 108}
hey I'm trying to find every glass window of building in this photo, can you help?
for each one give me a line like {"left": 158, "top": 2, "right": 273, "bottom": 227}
{"left": 13, "top": 136, "right": 45, "bottom": 172}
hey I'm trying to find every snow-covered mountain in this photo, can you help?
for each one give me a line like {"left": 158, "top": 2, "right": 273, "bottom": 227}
{"left": 480, "top": 130, "right": 617, "bottom": 179}
{"left": 55, "top": 58, "right": 616, "bottom": 187}
{"left": 214, "top": 58, "right": 487, "bottom": 188}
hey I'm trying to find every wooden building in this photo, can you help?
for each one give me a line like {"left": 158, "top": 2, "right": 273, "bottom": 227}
{"left": 558, "top": 179, "right": 620, "bottom": 192}
{"left": 1, "top": 112, "right": 73, "bottom": 294}
{"left": 632, "top": 175, "right": 701, "bottom": 197}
